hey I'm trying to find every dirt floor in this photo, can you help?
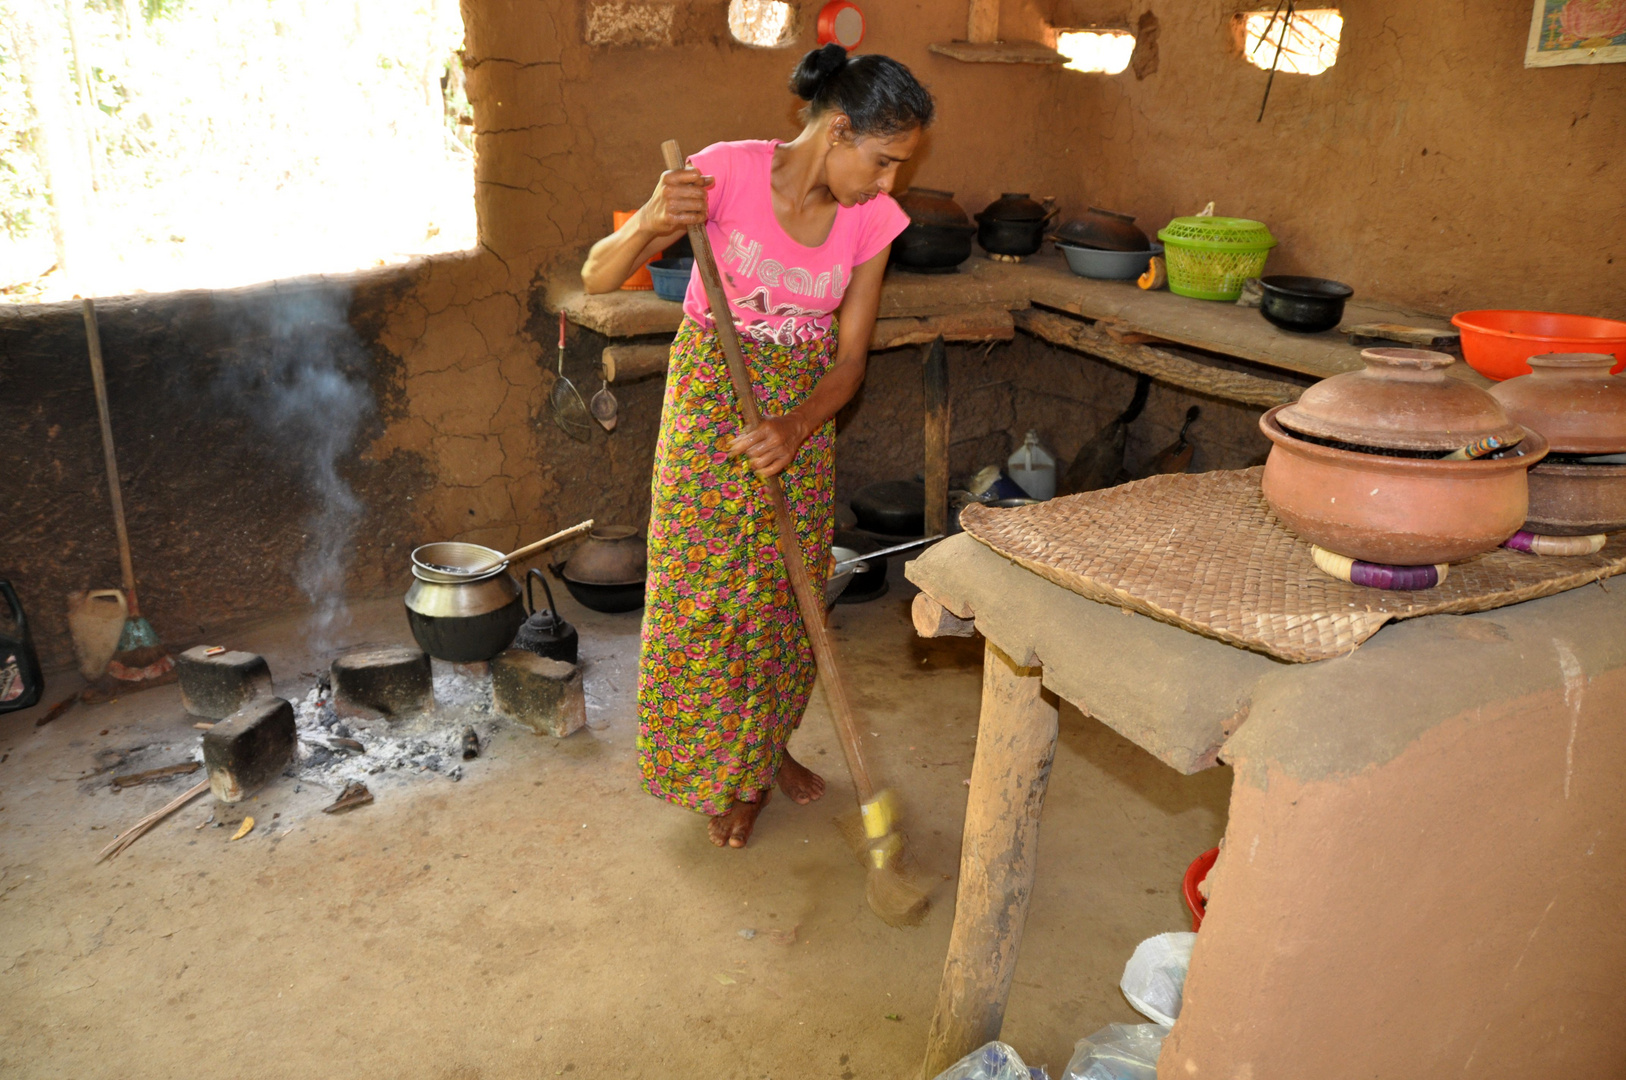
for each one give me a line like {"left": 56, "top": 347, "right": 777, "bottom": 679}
{"left": 0, "top": 563, "right": 1230, "bottom": 1080}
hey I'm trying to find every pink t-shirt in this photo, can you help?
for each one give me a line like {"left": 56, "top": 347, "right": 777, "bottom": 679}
{"left": 681, "top": 140, "right": 909, "bottom": 347}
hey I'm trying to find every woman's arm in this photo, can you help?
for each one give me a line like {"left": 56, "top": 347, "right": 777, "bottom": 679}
{"left": 580, "top": 167, "right": 714, "bottom": 294}
{"left": 728, "top": 247, "right": 890, "bottom": 477}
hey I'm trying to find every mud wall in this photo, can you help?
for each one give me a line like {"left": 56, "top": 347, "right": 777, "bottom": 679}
{"left": 10, "top": 0, "right": 1620, "bottom": 671}
{"left": 1047, "top": 0, "right": 1626, "bottom": 315}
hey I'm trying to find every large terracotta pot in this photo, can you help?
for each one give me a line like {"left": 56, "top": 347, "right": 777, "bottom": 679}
{"left": 1260, "top": 407, "right": 1547, "bottom": 565}
{"left": 1488, "top": 353, "right": 1626, "bottom": 535}
{"left": 1488, "top": 353, "right": 1626, "bottom": 455}
{"left": 1524, "top": 462, "right": 1626, "bottom": 536}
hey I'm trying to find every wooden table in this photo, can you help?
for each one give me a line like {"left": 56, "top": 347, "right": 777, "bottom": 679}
{"left": 904, "top": 533, "right": 1626, "bottom": 1079}
{"left": 551, "top": 254, "right": 1468, "bottom": 533}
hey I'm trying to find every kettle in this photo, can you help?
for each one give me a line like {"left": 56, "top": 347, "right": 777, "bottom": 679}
{"left": 512, "top": 569, "right": 579, "bottom": 664}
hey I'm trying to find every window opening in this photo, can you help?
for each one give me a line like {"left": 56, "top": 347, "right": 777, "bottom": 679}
{"left": 1242, "top": 8, "right": 1342, "bottom": 75}
{"left": 1, "top": 0, "right": 475, "bottom": 303}
{"left": 1055, "top": 29, "right": 1136, "bottom": 74}
{"left": 729, "top": 0, "right": 795, "bottom": 48}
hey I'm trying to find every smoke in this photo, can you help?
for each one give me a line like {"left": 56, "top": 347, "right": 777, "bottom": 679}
{"left": 218, "top": 285, "right": 374, "bottom": 652}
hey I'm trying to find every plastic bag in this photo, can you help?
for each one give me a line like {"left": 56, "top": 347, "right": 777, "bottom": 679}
{"left": 1119, "top": 931, "right": 1196, "bottom": 1026}
{"left": 931, "top": 1040, "right": 1048, "bottom": 1080}
{"left": 1062, "top": 1022, "right": 1169, "bottom": 1080}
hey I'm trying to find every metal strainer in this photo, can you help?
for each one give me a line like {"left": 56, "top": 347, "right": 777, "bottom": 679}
{"left": 551, "top": 310, "right": 592, "bottom": 442}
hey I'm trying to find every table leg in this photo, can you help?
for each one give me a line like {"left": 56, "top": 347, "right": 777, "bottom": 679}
{"left": 920, "top": 641, "right": 1059, "bottom": 1080}
{"left": 923, "top": 335, "right": 949, "bottom": 537}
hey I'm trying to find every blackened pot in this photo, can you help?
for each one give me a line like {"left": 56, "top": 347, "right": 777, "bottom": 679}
{"left": 976, "top": 215, "right": 1051, "bottom": 257}
{"left": 549, "top": 563, "right": 645, "bottom": 613}
{"left": 850, "top": 479, "right": 926, "bottom": 536}
{"left": 891, "top": 222, "right": 977, "bottom": 273}
{"left": 1259, "top": 275, "right": 1354, "bottom": 334}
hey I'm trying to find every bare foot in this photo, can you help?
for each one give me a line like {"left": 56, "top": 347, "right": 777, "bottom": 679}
{"left": 776, "top": 752, "right": 825, "bottom": 805}
{"left": 708, "top": 789, "right": 772, "bottom": 849}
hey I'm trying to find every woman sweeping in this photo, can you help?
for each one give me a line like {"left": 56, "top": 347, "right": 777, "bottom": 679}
{"left": 581, "top": 44, "right": 934, "bottom": 848}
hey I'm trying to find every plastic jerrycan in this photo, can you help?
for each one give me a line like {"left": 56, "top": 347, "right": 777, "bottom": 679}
{"left": 0, "top": 580, "right": 44, "bottom": 713}
{"left": 1007, "top": 430, "right": 1057, "bottom": 501}
{"left": 67, "top": 589, "right": 128, "bottom": 680}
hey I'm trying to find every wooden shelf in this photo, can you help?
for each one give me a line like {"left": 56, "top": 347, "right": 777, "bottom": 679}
{"left": 928, "top": 40, "right": 1066, "bottom": 64}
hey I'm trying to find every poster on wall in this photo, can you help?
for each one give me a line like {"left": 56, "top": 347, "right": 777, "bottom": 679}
{"left": 1526, "top": 0, "right": 1626, "bottom": 66}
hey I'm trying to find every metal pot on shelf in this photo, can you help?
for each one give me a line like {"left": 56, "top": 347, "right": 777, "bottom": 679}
{"left": 405, "top": 542, "right": 526, "bottom": 663}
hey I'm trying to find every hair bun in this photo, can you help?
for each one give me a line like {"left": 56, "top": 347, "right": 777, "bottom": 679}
{"left": 791, "top": 42, "right": 849, "bottom": 101}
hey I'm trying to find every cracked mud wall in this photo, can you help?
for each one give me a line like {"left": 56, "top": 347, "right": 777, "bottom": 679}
{"left": 1044, "top": 1, "right": 1626, "bottom": 314}
{"left": 370, "top": 0, "right": 1112, "bottom": 552}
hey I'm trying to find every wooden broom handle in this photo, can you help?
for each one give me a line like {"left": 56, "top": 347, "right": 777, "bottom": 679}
{"left": 82, "top": 298, "right": 141, "bottom": 615}
{"left": 660, "top": 140, "right": 875, "bottom": 801}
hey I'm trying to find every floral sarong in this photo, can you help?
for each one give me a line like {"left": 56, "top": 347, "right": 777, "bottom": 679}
{"left": 636, "top": 318, "right": 835, "bottom": 816}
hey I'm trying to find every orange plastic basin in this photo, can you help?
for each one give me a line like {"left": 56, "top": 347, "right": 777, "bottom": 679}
{"left": 1452, "top": 309, "right": 1626, "bottom": 381}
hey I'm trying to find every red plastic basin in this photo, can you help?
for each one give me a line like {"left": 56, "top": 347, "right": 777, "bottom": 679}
{"left": 1452, "top": 309, "right": 1626, "bottom": 381}
{"left": 1182, "top": 846, "right": 1220, "bottom": 931}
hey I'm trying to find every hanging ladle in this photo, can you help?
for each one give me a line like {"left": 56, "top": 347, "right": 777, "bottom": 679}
{"left": 590, "top": 369, "right": 619, "bottom": 433}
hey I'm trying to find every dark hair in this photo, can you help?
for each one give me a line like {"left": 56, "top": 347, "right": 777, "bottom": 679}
{"left": 790, "top": 43, "right": 934, "bottom": 136}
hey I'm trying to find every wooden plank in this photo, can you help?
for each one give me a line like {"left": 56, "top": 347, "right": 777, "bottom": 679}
{"left": 111, "top": 761, "right": 201, "bottom": 789}
{"left": 923, "top": 337, "right": 949, "bottom": 536}
{"left": 1014, "top": 253, "right": 1478, "bottom": 385}
{"left": 928, "top": 40, "right": 1067, "bottom": 63}
{"left": 912, "top": 593, "right": 976, "bottom": 638}
{"left": 920, "top": 640, "right": 1058, "bottom": 1080}
{"left": 1018, "top": 307, "right": 1304, "bottom": 408}
{"left": 601, "top": 344, "right": 670, "bottom": 383}
{"left": 967, "top": 0, "right": 999, "bottom": 43}
{"left": 554, "top": 251, "right": 1483, "bottom": 389}
{"left": 874, "top": 306, "right": 1013, "bottom": 350}
{"left": 905, "top": 534, "right": 1272, "bottom": 775}
{"left": 587, "top": 310, "right": 1013, "bottom": 383}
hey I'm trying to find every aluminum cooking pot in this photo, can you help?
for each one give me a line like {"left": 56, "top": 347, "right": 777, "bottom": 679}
{"left": 405, "top": 542, "right": 525, "bottom": 663}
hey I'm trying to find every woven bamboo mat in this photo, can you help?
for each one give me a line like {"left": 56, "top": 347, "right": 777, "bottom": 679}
{"left": 958, "top": 468, "right": 1626, "bottom": 663}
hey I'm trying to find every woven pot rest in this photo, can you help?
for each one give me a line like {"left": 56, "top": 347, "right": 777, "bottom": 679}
{"left": 958, "top": 467, "right": 1626, "bottom": 663}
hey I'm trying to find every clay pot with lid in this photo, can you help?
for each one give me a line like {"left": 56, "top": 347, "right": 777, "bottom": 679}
{"left": 1489, "top": 353, "right": 1626, "bottom": 535}
{"left": 976, "top": 193, "right": 1058, "bottom": 257}
{"left": 892, "top": 188, "right": 976, "bottom": 273}
{"left": 1261, "top": 348, "right": 1547, "bottom": 565}
{"left": 550, "top": 525, "right": 647, "bottom": 613}
{"left": 1053, "top": 207, "right": 1150, "bottom": 252}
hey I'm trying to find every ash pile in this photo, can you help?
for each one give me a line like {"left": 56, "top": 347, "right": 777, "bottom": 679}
{"left": 291, "top": 664, "right": 494, "bottom": 783}
{"left": 179, "top": 640, "right": 589, "bottom": 808}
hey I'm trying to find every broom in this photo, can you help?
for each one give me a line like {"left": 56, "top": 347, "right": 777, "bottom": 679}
{"left": 80, "top": 298, "right": 176, "bottom": 701}
{"left": 661, "top": 140, "right": 928, "bottom": 927}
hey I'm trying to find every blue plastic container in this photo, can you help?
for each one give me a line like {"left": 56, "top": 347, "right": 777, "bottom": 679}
{"left": 648, "top": 258, "right": 693, "bottom": 303}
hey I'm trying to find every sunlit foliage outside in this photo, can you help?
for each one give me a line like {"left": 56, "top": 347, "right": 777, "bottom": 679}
{"left": 0, "top": 0, "right": 475, "bottom": 303}
{"left": 1056, "top": 30, "right": 1136, "bottom": 74}
{"left": 1243, "top": 8, "right": 1342, "bottom": 76}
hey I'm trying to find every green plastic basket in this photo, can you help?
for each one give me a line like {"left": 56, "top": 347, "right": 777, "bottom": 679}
{"left": 1156, "top": 216, "right": 1277, "bottom": 301}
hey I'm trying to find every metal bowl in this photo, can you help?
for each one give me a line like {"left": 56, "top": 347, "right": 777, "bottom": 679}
{"left": 826, "top": 545, "right": 862, "bottom": 608}
{"left": 1058, "top": 242, "right": 1164, "bottom": 281}
{"left": 411, "top": 541, "right": 509, "bottom": 583}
